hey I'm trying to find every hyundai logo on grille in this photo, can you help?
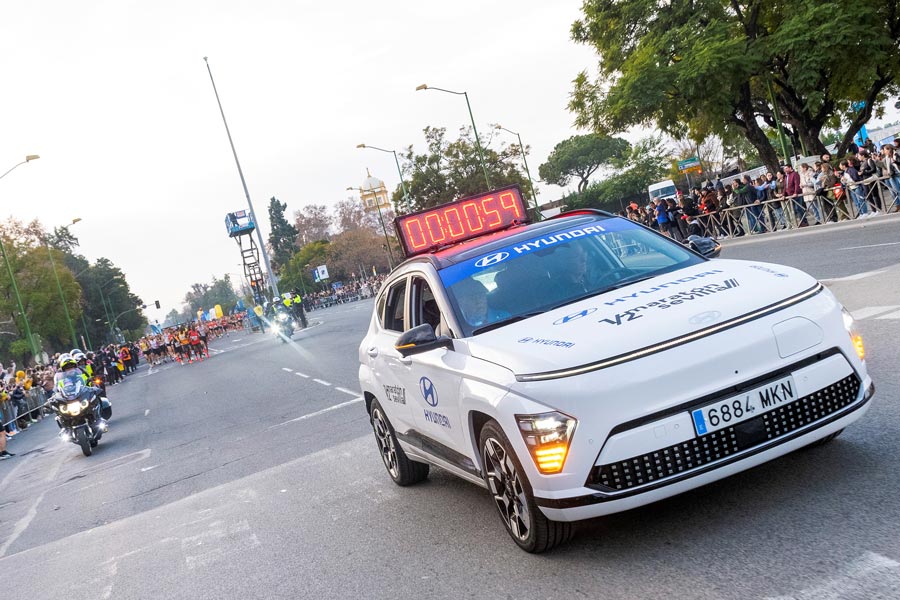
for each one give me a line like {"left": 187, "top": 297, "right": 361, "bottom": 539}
{"left": 689, "top": 310, "right": 723, "bottom": 325}
{"left": 475, "top": 252, "right": 510, "bottom": 268}
{"left": 553, "top": 307, "right": 597, "bottom": 325}
{"left": 419, "top": 376, "right": 438, "bottom": 407}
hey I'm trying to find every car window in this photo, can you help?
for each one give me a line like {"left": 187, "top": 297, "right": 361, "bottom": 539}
{"left": 410, "top": 276, "right": 444, "bottom": 334}
{"left": 375, "top": 292, "right": 387, "bottom": 328}
{"left": 383, "top": 278, "right": 408, "bottom": 332}
{"left": 438, "top": 216, "right": 704, "bottom": 336}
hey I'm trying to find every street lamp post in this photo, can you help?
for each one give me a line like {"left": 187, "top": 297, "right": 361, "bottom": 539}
{"left": 97, "top": 277, "right": 124, "bottom": 343}
{"left": 347, "top": 186, "right": 395, "bottom": 269}
{"left": 416, "top": 84, "right": 492, "bottom": 189}
{"left": 46, "top": 217, "right": 81, "bottom": 345}
{"left": 494, "top": 124, "right": 540, "bottom": 220}
{"left": 0, "top": 155, "right": 40, "bottom": 181}
{"left": 1, "top": 154, "right": 41, "bottom": 359}
{"left": 203, "top": 57, "right": 280, "bottom": 299}
{"left": 356, "top": 144, "right": 411, "bottom": 211}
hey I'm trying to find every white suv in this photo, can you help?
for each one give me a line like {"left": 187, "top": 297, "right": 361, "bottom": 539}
{"left": 358, "top": 207, "right": 873, "bottom": 553}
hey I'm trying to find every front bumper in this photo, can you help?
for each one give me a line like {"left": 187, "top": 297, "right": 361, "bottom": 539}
{"left": 533, "top": 356, "right": 873, "bottom": 522}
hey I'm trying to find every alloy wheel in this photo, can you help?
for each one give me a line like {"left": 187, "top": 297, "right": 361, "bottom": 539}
{"left": 483, "top": 437, "right": 530, "bottom": 541}
{"left": 371, "top": 407, "right": 399, "bottom": 478}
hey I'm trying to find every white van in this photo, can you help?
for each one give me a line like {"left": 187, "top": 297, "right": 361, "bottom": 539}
{"left": 648, "top": 179, "right": 678, "bottom": 203}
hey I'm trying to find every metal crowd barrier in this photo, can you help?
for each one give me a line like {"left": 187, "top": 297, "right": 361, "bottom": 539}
{"left": 685, "top": 173, "right": 900, "bottom": 239}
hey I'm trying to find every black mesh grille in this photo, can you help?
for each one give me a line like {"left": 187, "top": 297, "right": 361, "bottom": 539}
{"left": 589, "top": 374, "right": 860, "bottom": 491}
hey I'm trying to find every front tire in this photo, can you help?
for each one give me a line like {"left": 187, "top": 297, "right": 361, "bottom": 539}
{"left": 479, "top": 421, "right": 574, "bottom": 553}
{"left": 369, "top": 399, "right": 429, "bottom": 486}
{"left": 75, "top": 428, "right": 92, "bottom": 457}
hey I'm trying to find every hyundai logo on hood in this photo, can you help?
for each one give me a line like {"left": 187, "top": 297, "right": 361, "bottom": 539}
{"left": 553, "top": 307, "right": 597, "bottom": 325}
{"left": 475, "top": 252, "right": 510, "bottom": 268}
{"left": 689, "top": 310, "right": 723, "bottom": 325}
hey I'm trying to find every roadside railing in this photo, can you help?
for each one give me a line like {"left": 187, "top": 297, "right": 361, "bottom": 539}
{"left": 686, "top": 173, "right": 900, "bottom": 239}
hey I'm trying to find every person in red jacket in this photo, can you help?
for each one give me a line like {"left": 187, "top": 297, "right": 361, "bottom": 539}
{"left": 187, "top": 325, "right": 205, "bottom": 362}
{"left": 783, "top": 164, "right": 807, "bottom": 227}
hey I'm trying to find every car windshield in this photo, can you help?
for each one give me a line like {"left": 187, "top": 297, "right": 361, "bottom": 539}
{"left": 439, "top": 216, "right": 704, "bottom": 336}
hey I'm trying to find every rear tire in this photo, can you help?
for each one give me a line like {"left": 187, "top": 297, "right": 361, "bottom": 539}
{"left": 369, "top": 399, "right": 429, "bottom": 486}
{"left": 479, "top": 421, "right": 574, "bottom": 553}
{"left": 75, "top": 428, "right": 92, "bottom": 457}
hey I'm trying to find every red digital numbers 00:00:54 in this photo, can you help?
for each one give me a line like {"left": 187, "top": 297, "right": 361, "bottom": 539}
{"left": 395, "top": 186, "right": 528, "bottom": 256}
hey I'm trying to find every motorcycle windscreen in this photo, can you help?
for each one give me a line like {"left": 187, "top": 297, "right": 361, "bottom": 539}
{"left": 59, "top": 371, "right": 84, "bottom": 400}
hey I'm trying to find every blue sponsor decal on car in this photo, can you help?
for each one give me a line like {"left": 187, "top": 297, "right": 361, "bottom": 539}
{"left": 419, "top": 376, "right": 438, "bottom": 407}
{"left": 438, "top": 218, "right": 635, "bottom": 287}
{"left": 423, "top": 409, "right": 452, "bottom": 428}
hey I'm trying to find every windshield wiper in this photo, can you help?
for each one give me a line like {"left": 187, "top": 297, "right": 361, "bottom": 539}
{"left": 472, "top": 311, "right": 544, "bottom": 335}
{"left": 600, "top": 273, "right": 657, "bottom": 293}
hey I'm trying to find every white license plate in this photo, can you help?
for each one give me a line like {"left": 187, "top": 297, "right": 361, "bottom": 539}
{"left": 691, "top": 375, "right": 797, "bottom": 436}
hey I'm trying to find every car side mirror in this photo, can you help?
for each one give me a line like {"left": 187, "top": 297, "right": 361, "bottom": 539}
{"left": 685, "top": 235, "right": 722, "bottom": 259}
{"left": 395, "top": 324, "right": 453, "bottom": 358}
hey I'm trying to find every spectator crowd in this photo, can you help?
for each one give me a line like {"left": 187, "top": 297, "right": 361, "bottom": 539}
{"left": 623, "top": 138, "right": 900, "bottom": 240}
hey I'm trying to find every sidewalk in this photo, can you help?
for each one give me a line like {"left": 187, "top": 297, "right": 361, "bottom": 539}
{"left": 720, "top": 211, "right": 900, "bottom": 249}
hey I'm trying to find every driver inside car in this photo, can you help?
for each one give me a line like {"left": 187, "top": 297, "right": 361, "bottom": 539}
{"left": 454, "top": 278, "right": 509, "bottom": 328}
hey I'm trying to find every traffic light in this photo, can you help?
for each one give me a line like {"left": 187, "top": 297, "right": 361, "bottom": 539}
{"left": 155, "top": 300, "right": 161, "bottom": 309}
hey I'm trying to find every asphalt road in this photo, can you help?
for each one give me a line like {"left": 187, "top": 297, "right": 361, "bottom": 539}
{"left": 2, "top": 216, "right": 899, "bottom": 599}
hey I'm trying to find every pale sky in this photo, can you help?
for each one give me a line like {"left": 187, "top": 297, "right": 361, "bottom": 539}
{"left": 2, "top": 0, "right": 599, "bottom": 322}
{"left": 3, "top": 1, "right": 898, "bottom": 325}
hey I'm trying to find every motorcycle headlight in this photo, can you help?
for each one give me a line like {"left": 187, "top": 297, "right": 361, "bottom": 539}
{"left": 65, "top": 401, "right": 83, "bottom": 415}
{"left": 515, "top": 411, "right": 577, "bottom": 475}
{"left": 842, "top": 308, "right": 865, "bottom": 361}
{"left": 276, "top": 314, "right": 288, "bottom": 322}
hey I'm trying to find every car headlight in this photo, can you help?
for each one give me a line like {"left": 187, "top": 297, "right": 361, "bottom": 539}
{"left": 842, "top": 308, "right": 865, "bottom": 361}
{"left": 515, "top": 411, "right": 577, "bottom": 474}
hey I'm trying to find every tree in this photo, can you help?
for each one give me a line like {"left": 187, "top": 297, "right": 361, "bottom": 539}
{"left": 393, "top": 126, "right": 532, "bottom": 212}
{"left": 567, "top": 137, "right": 671, "bottom": 212}
{"left": 569, "top": 0, "right": 900, "bottom": 171}
{"left": 326, "top": 229, "right": 392, "bottom": 281}
{"left": 279, "top": 241, "right": 329, "bottom": 294}
{"left": 334, "top": 197, "right": 379, "bottom": 233}
{"left": 293, "top": 205, "right": 332, "bottom": 246}
{"left": 183, "top": 276, "right": 238, "bottom": 317}
{"left": 539, "top": 134, "right": 630, "bottom": 192}
{"left": 267, "top": 197, "right": 298, "bottom": 274}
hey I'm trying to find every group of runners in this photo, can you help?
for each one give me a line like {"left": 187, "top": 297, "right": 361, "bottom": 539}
{"left": 136, "top": 316, "right": 245, "bottom": 366}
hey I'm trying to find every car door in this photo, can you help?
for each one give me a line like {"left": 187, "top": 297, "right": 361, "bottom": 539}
{"left": 366, "top": 276, "right": 415, "bottom": 431}
{"left": 396, "top": 273, "right": 467, "bottom": 455}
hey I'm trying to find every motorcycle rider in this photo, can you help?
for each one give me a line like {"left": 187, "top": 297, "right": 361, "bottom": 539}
{"left": 53, "top": 354, "right": 109, "bottom": 439}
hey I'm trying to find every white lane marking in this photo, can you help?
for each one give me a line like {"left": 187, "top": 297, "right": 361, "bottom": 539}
{"left": 851, "top": 305, "right": 900, "bottom": 320}
{"left": 820, "top": 269, "right": 886, "bottom": 283}
{"left": 267, "top": 397, "right": 364, "bottom": 430}
{"left": 181, "top": 518, "right": 260, "bottom": 570}
{"left": 281, "top": 367, "right": 293, "bottom": 372}
{"left": 766, "top": 551, "right": 900, "bottom": 600}
{"left": 839, "top": 241, "right": 900, "bottom": 250}
{"left": 295, "top": 372, "right": 309, "bottom": 378}
{"left": 144, "top": 409, "right": 150, "bottom": 416}
{"left": 140, "top": 465, "right": 159, "bottom": 472}
{"left": 0, "top": 492, "right": 46, "bottom": 558}
{"left": 877, "top": 309, "right": 900, "bottom": 320}
{"left": 312, "top": 379, "right": 331, "bottom": 386}
{"left": 208, "top": 348, "right": 223, "bottom": 354}
{"left": 335, "top": 386, "right": 359, "bottom": 397}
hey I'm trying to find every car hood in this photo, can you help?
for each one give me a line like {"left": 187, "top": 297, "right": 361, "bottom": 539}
{"left": 464, "top": 260, "right": 820, "bottom": 378}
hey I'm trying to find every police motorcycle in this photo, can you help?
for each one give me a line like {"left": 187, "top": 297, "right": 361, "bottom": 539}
{"left": 271, "top": 302, "right": 294, "bottom": 342}
{"left": 50, "top": 355, "right": 112, "bottom": 457}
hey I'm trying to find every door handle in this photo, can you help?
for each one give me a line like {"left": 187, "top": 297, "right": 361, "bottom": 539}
{"left": 367, "top": 347, "right": 378, "bottom": 358}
